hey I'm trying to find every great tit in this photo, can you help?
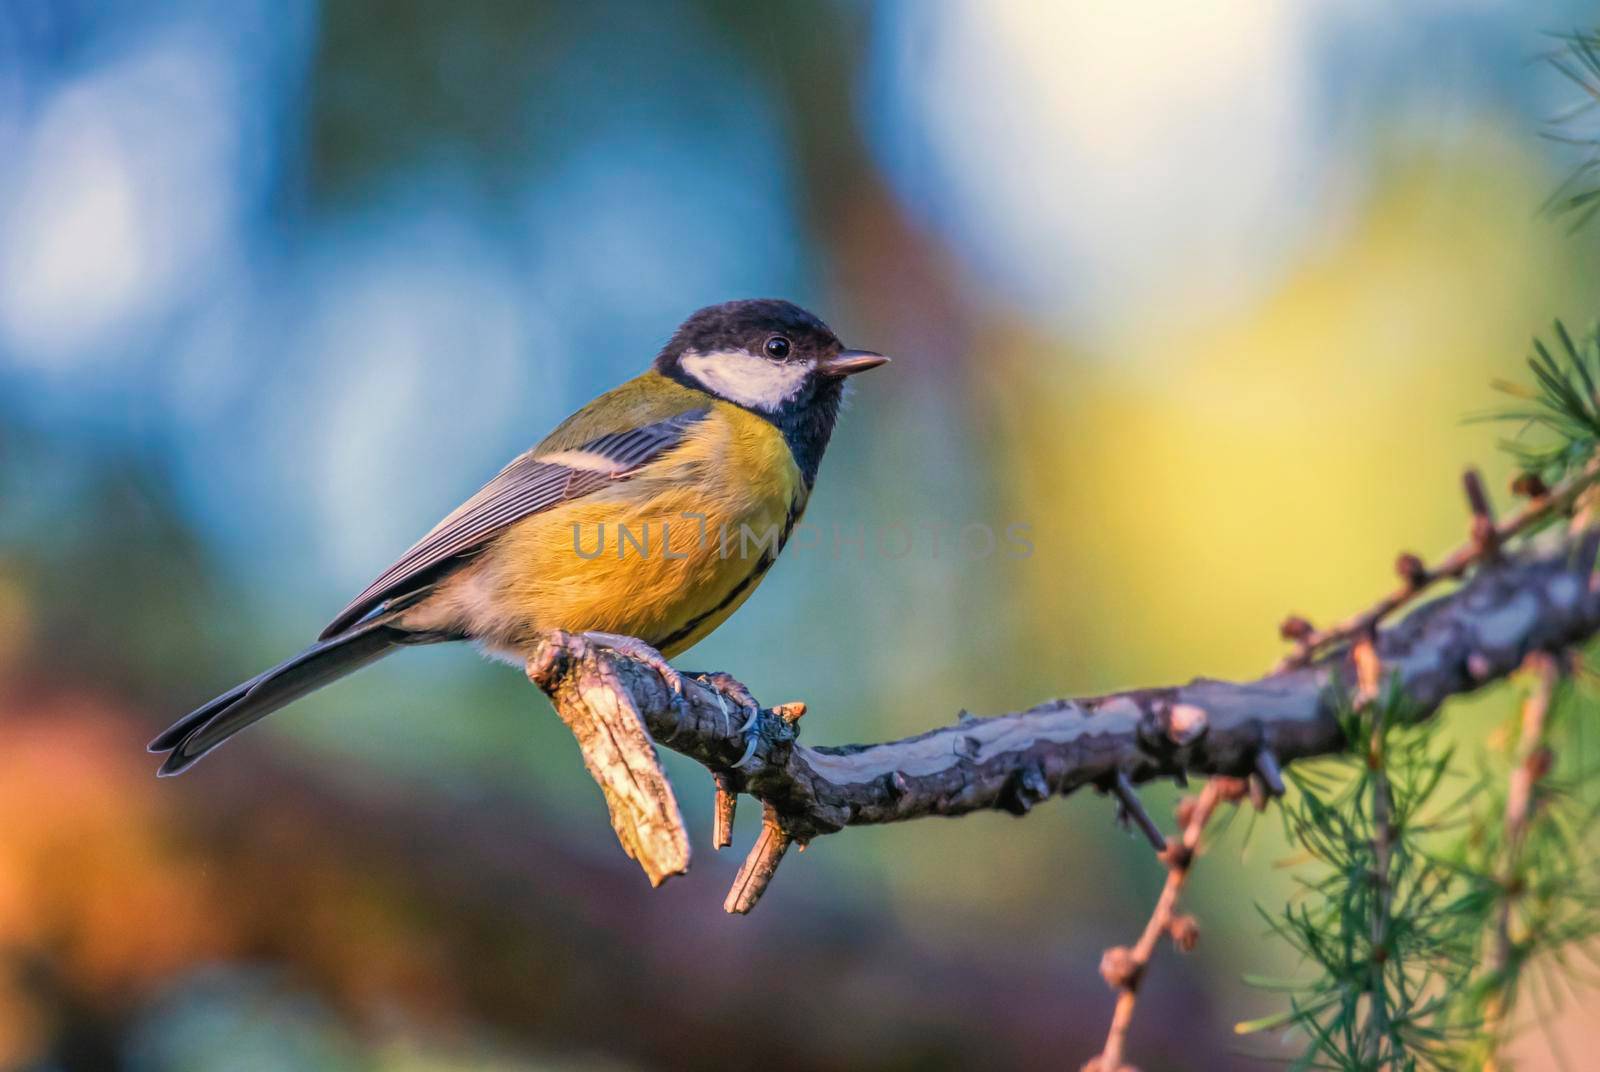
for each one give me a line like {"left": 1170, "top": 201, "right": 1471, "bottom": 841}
{"left": 149, "top": 299, "right": 888, "bottom": 775}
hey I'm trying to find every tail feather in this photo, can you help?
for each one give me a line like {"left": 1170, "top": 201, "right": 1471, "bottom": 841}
{"left": 151, "top": 621, "right": 406, "bottom": 776}
{"left": 148, "top": 671, "right": 271, "bottom": 754}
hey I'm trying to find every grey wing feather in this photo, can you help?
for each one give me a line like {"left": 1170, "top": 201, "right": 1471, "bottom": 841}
{"left": 319, "top": 408, "right": 708, "bottom": 639}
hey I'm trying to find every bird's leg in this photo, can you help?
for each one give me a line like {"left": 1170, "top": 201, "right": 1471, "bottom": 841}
{"left": 579, "top": 632, "right": 684, "bottom": 695}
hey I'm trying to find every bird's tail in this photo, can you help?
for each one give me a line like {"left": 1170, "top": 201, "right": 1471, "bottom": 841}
{"left": 149, "top": 619, "right": 410, "bottom": 776}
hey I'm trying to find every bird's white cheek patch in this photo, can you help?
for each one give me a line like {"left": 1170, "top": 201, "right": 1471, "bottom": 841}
{"left": 681, "top": 349, "right": 811, "bottom": 411}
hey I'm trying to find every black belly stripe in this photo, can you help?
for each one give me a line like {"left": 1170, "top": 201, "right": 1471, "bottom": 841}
{"left": 653, "top": 495, "right": 805, "bottom": 651}
{"left": 655, "top": 553, "right": 773, "bottom": 651}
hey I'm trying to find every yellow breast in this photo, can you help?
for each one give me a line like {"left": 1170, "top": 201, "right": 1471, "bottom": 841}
{"left": 466, "top": 401, "right": 807, "bottom": 657}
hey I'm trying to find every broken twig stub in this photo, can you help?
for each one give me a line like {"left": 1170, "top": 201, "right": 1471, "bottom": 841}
{"left": 528, "top": 633, "right": 691, "bottom": 886}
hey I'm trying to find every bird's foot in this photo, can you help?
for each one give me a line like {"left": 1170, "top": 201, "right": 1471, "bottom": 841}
{"left": 690, "top": 670, "right": 764, "bottom": 768}
{"left": 694, "top": 671, "right": 762, "bottom": 734}
{"left": 580, "top": 632, "right": 684, "bottom": 696}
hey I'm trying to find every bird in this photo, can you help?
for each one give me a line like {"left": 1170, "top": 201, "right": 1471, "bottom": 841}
{"left": 149, "top": 298, "right": 889, "bottom": 776}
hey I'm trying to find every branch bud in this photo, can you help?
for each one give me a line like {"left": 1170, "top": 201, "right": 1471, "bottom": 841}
{"left": 1394, "top": 552, "right": 1427, "bottom": 588}
{"left": 1099, "top": 945, "right": 1141, "bottom": 990}
{"left": 1279, "top": 615, "right": 1314, "bottom": 642}
{"left": 1168, "top": 913, "right": 1200, "bottom": 953}
{"left": 1158, "top": 837, "right": 1193, "bottom": 871}
{"left": 1511, "top": 472, "right": 1549, "bottom": 500}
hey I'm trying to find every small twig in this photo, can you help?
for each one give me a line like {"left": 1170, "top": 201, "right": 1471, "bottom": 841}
{"left": 712, "top": 772, "right": 737, "bottom": 851}
{"left": 1363, "top": 635, "right": 1395, "bottom": 1064}
{"left": 1253, "top": 748, "right": 1286, "bottom": 798}
{"left": 1108, "top": 771, "right": 1167, "bottom": 853}
{"left": 1464, "top": 468, "right": 1500, "bottom": 560}
{"left": 525, "top": 640, "right": 690, "bottom": 887}
{"left": 1278, "top": 464, "right": 1600, "bottom": 670}
{"left": 1353, "top": 632, "right": 1383, "bottom": 704}
{"left": 724, "top": 804, "right": 791, "bottom": 915}
{"left": 1085, "top": 777, "right": 1247, "bottom": 1072}
{"left": 1503, "top": 654, "right": 1560, "bottom": 860}
{"left": 1484, "top": 651, "right": 1563, "bottom": 1070}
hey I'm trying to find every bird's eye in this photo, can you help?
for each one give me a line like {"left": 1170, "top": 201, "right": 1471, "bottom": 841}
{"left": 764, "top": 335, "right": 792, "bottom": 359}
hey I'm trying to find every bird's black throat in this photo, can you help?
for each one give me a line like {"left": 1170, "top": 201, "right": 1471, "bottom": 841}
{"left": 764, "top": 376, "right": 845, "bottom": 487}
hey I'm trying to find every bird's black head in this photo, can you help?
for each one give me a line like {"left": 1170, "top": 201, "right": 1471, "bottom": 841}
{"left": 655, "top": 299, "right": 888, "bottom": 484}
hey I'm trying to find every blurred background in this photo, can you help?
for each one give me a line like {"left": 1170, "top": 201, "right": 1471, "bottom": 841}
{"left": 2, "top": 1, "right": 1599, "bottom": 1069}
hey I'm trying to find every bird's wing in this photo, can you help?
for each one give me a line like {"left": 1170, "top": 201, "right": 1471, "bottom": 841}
{"left": 319, "top": 406, "right": 710, "bottom": 639}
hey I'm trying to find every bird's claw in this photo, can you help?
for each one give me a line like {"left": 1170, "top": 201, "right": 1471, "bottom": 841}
{"left": 693, "top": 671, "right": 765, "bottom": 768}
{"left": 694, "top": 671, "right": 758, "bottom": 711}
{"left": 738, "top": 706, "right": 761, "bottom": 735}
{"left": 578, "top": 647, "right": 765, "bottom": 766}
{"left": 734, "top": 733, "right": 761, "bottom": 770}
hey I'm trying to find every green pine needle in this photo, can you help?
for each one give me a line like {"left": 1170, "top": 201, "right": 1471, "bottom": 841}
{"left": 1544, "top": 29, "right": 1600, "bottom": 230}
{"left": 1242, "top": 669, "right": 1600, "bottom": 1070}
{"left": 1476, "top": 320, "right": 1600, "bottom": 485}
{"left": 1239, "top": 693, "right": 1480, "bottom": 1072}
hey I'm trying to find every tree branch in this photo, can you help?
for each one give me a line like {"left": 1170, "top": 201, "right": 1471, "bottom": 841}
{"left": 1484, "top": 650, "right": 1563, "bottom": 1069}
{"left": 526, "top": 528, "right": 1600, "bottom": 904}
{"left": 1364, "top": 637, "right": 1397, "bottom": 1064}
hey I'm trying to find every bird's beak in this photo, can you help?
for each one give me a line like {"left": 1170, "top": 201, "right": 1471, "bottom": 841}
{"left": 818, "top": 349, "right": 891, "bottom": 378}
